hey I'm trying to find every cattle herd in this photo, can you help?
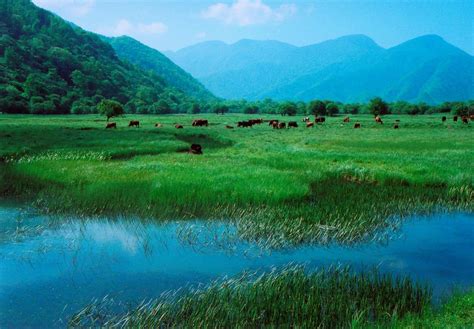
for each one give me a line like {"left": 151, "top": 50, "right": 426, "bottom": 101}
{"left": 106, "top": 115, "right": 473, "bottom": 130}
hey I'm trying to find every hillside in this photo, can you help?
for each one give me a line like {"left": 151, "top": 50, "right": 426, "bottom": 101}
{"left": 168, "top": 35, "right": 474, "bottom": 103}
{"left": 0, "top": 0, "right": 198, "bottom": 114}
{"left": 105, "top": 36, "right": 214, "bottom": 101}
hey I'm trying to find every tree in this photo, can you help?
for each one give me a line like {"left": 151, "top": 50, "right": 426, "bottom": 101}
{"left": 190, "top": 103, "right": 201, "bottom": 114}
{"left": 343, "top": 103, "right": 360, "bottom": 114}
{"left": 213, "top": 104, "right": 229, "bottom": 115}
{"left": 452, "top": 103, "right": 469, "bottom": 116}
{"left": 368, "top": 97, "right": 389, "bottom": 116}
{"left": 326, "top": 102, "right": 339, "bottom": 116}
{"left": 244, "top": 105, "right": 259, "bottom": 114}
{"left": 97, "top": 99, "right": 124, "bottom": 121}
{"left": 308, "top": 100, "right": 326, "bottom": 116}
{"left": 279, "top": 102, "right": 297, "bottom": 116}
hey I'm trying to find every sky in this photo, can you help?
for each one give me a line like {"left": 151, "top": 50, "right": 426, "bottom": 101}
{"left": 32, "top": 0, "right": 473, "bottom": 54}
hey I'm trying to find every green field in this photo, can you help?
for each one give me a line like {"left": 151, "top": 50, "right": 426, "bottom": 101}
{"left": 0, "top": 114, "right": 472, "bottom": 245}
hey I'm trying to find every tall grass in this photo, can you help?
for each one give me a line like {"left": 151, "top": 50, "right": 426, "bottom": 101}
{"left": 69, "top": 266, "right": 432, "bottom": 328}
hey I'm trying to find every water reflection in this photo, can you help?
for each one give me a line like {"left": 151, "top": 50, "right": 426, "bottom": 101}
{"left": 0, "top": 204, "right": 473, "bottom": 328}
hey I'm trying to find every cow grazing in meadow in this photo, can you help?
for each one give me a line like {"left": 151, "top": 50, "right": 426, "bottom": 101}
{"left": 268, "top": 120, "right": 279, "bottom": 126}
{"left": 306, "top": 122, "right": 314, "bottom": 128}
{"left": 237, "top": 121, "right": 253, "bottom": 128}
{"left": 106, "top": 122, "right": 117, "bottom": 129}
{"left": 278, "top": 122, "right": 286, "bottom": 129}
{"left": 442, "top": 116, "right": 447, "bottom": 122}
{"left": 462, "top": 116, "right": 469, "bottom": 124}
{"left": 155, "top": 123, "right": 163, "bottom": 128}
{"left": 453, "top": 115, "right": 458, "bottom": 122}
{"left": 302, "top": 117, "right": 310, "bottom": 122}
{"left": 128, "top": 120, "right": 140, "bottom": 127}
{"left": 288, "top": 121, "right": 298, "bottom": 128}
{"left": 394, "top": 124, "right": 399, "bottom": 129}
{"left": 395, "top": 119, "right": 400, "bottom": 122}
{"left": 189, "top": 144, "right": 202, "bottom": 155}
{"left": 272, "top": 121, "right": 279, "bottom": 129}
{"left": 343, "top": 117, "right": 350, "bottom": 123}
{"left": 315, "top": 117, "right": 325, "bottom": 123}
{"left": 354, "top": 123, "right": 361, "bottom": 129}
{"left": 248, "top": 119, "right": 263, "bottom": 125}
{"left": 225, "top": 125, "right": 234, "bottom": 129}
{"left": 470, "top": 114, "right": 474, "bottom": 121}
{"left": 192, "top": 119, "right": 209, "bottom": 127}
{"left": 175, "top": 124, "right": 184, "bottom": 129}
{"left": 375, "top": 116, "right": 383, "bottom": 124}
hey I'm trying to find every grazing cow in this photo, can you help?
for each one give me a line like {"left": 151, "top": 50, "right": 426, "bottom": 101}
{"left": 288, "top": 121, "right": 298, "bottom": 128}
{"left": 343, "top": 117, "right": 350, "bottom": 123}
{"left": 354, "top": 123, "right": 361, "bottom": 129}
{"left": 192, "top": 119, "right": 209, "bottom": 127}
{"left": 375, "top": 116, "right": 383, "bottom": 124}
{"left": 302, "top": 117, "right": 310, "bottom": 122}
{"left": 393, "top": 124, "right": 399, "bottom": 129}
{"left": 128, "top": 120, "right": 140, "bottom": 127}
{"left": 442, "top": 116, "right": 447, "bottom": 122}
{"left": 248, "top": 119, "right": 263, "bottom": 125}
{"left": 278, "top": 122, "right": 286, "bottom": 129}
{"left": 268, "top": 119, "right": 279, "bottom": 126}
{"left": 189, "top": 144, "right": 202, "bottom": 155}
{"left": 306, "top": 122, "right": 314, "bottom": 128}
{"left": 462, "top": 116, "right": 469, "bottom": 124}
{"left": 106, "top": 122, "right": 117, "bottom": 129}
{"left": 395, "top": 119, "right": 400, "bottom": 122}
{"left": 155, "top": 123, "right": 163, "bottom": 128}
{"left": 225, "top": 125, "right": 234, "bottom": 129}
{"left": 315, "top": 117, "right": 326, "bottom": 123}
{"left": 272, "top": 121, "right": 279, "bottom": 129}
{"left": 175, "top": 124, "right": 184, "bottom": 129}
{"left": 237, "top": 121, "right": 252, "bottom": 128}
{"left": 470, "top": 114, "right": 474, "bottom": 121}
{"left": 453, "top": 115, "right": 458, "bottom": 122}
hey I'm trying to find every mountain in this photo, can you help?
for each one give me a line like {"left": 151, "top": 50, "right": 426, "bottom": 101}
{"left": 167, "top": 35, "right": 474, "bottom": 103}
{"left": 104, "top": 36, "right": 214, "bottom": 101}
{"left": 0, "top": 0, "right": 200, "bottom": 114}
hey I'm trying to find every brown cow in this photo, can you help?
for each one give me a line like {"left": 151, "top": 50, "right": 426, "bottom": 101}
{"left": 354, "top": 123, "right": 361, "bottom": 129}
{"left": 192, "top": 119, "right": 209, "bottom": 127}
{"left": 288, "top": 121, "right": 298, "bottom": 128}
{"left": 189, "top": 144, "right": 202, "bottom": 155}
{"left": 442, "top": 116, "right": 447, "bottom": 122}
{"left": 237, "top": 121, "right": 253, "bottom": 128}
{"left": 343, "top": 117, "right": 350, "bottom": 123}
{"left": 470, "top": 114, "right": 474, "bottom": 121}
{"left": 315, "top": 117, "right": 326, "bottom": 123}
{"left": 175, "top": 124, "right": 184, "bottom": 129}
{"left": 278, "top": 122, "right": 286, "bottom": 129}
{"left": 225, "top": 125, "right": 234, "bottom": 129}
{"left": 453, "top": 115, "right": 458, "bottom": 122}
{"left": 306, "top": 122, "right": 314, "bottom": 128}
{"left": 248, "top": 119, "right": 263, "bottom": 125}
{"left": 155, "top": 123, "right": 163, "bottom": 128}
{"left": 129, "top": 120, "right": 140, "bottom": 127}
{"left": 106, "top": 122, "right": 117, "bottom": 129}
{"left": 394, "top": 124, "right": 399, "bottom": 129}
{"left": 268, "top": 119, "right": 279, "bottom": 126}
{"left": 375, "top": 116, "right": 383, "bottom": 124}
{"left": 462, "top": 116, "right": 469, "bottom": 124}
{"left": 272, "top": 121, "right": 279, "bottom": 129}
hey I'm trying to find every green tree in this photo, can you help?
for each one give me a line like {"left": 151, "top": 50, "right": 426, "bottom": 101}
{"left": 452, "top": 103, "right": 469, "bottom": 116}
{"left": 368, "top": 97, "right": 389, "bottom": 116}
{"left": 190, "top": 103, "right": 201, "bottom": 114}
{"left": 279, "top": 102, "right": 297, "bottom": 116}
{"left": 97, "top": 99, "right": 124, "bottom": 121}
{"left": 244, "top": 105, "right": 259, "bottom": 114}
{"left": 308, "top": 100, "right": 326, "bottom": 116}
{"left": 326, "top": 102, "right": 339, "bottom": 116}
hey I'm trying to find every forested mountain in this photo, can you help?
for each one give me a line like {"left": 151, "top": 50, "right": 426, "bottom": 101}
{"left": 104, "top": 36, "right": 214, "bottom": 101}
{"left": 0, "top": 0, "right": 202, "bottom": 114}
{"left": 167, "top": 35, "right": 474, "bottom": 103}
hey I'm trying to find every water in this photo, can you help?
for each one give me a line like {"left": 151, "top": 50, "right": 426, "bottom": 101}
{"left": 0, "top": 204, "right": 473, "bottom": 328}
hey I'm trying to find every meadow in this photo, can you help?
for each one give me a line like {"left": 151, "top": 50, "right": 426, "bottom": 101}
{"left": 0, "top": 113, "right": 472, "bottom": 245}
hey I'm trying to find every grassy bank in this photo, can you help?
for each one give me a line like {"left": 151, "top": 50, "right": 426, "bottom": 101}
{"left": 1, "top": 114, "right": 472, "bottom": 244}
{"left": 69, "top": 267, "right": 433, "bottom": 328}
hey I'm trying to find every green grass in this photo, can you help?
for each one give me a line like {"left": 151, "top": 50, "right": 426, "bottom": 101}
{"left": 69, "top": 267, "right": 433, "bottom": 328}
{"left": 1, "top": 114, "right": 472, "bottom": 244}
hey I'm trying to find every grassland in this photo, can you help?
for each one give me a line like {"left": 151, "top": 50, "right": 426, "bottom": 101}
{"left": 0, "top": 114, "right": 472, "bottom": 245}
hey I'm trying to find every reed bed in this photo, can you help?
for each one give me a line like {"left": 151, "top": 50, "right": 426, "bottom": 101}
{"left": 69, "top": 266, "right": 432, "bottom": 328}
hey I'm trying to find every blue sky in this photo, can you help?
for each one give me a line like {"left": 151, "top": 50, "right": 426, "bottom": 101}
{"left": 33, "top": 0, "right": 473, "bottom": 54}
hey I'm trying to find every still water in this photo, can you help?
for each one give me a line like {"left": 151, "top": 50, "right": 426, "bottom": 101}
{"left": 0, "top": 204, "right": 473, "bottom": 328}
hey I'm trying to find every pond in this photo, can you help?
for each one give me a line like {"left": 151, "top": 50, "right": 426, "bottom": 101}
{"left": 0, "top": 204, "right": 473, "bottom": 328}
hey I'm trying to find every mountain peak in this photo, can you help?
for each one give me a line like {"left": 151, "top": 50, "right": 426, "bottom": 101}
{"left": 389, "top": 34, "right": 467, "bottom": 56}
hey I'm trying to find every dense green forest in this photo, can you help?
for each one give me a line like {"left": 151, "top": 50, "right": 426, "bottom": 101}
{"left": 104, "top": 36, "right": 214, "bottom": 101}
{"left": 0, "top": 0, "right": 204, "bottom": 114}
{"left": 0, "top": 0, "right": 472, "bottom": 116}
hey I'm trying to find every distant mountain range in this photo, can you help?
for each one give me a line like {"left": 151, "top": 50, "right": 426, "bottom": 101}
{"left": 166, "top": 35, "right": 474, "bottom": 103}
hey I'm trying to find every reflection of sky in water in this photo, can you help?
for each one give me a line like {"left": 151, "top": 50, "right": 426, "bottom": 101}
{"left": 0, "top": 203, "right": 473, "bottom": 328}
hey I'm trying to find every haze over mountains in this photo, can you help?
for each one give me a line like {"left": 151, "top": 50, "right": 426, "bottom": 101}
{"left": 167, "top": 35, "right": 474, "bottom": 103}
